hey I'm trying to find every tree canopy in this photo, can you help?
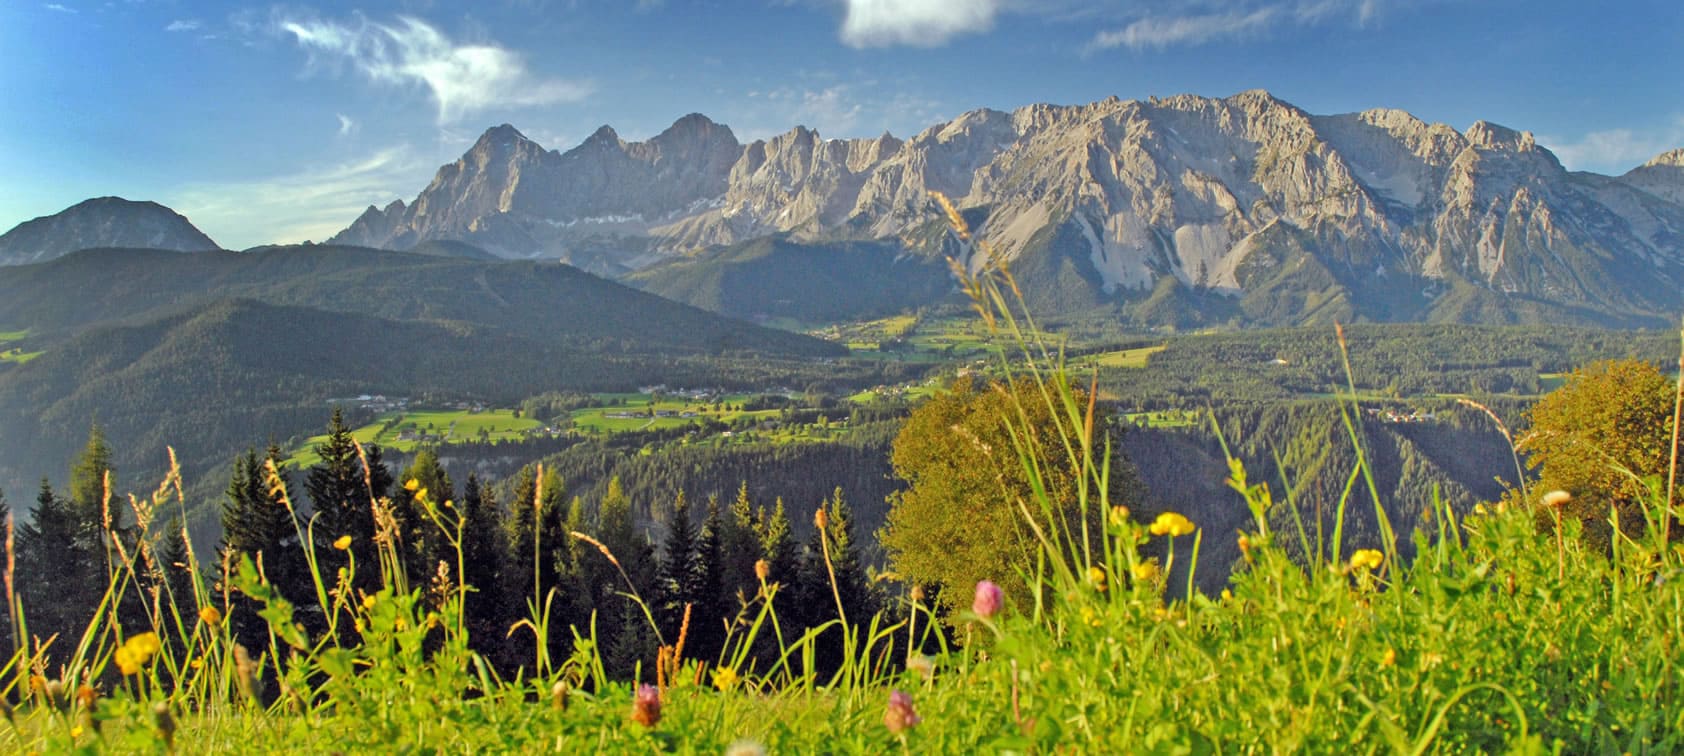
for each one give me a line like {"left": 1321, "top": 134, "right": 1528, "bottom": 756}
{"left": 880, "top": 378, "right": 1144, "bottom": 612}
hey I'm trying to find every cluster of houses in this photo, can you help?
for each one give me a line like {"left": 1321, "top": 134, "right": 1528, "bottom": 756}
{"left": 1364, "top": 407, "right": 1438, "bottom": 424}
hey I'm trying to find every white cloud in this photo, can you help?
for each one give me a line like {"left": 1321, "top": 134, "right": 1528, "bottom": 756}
{"left": 1090, "top": 8, "right": 1277, "bottom": 50}
{"left": 43, "top": 3, "right": 76, "bottom": 13}
{"left": 1086, "top": 0, "right": 1389, "bottom": 52}
{"left": 840, "top": 0, "right": 999, "bottom": 48}
{"left": 165, "top": 19, "right": 201, "bottom": 32}
{"left": 1541, "top": 118, "right": 1684, "bottom": 174}
{"left": 168, "top": 147, "right": 427, "bottom": 249}
{"left": 279, "top": 14, "right": 592, "bottom": 124}
{"left": 336, "top": 114, "right": 358, "bottom": 136}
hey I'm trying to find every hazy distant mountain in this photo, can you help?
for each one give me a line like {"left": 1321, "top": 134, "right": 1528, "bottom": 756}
{"left": 335, "top": 91, "right": 1684, "bottom": 326}
{"left": 0, "top": 197, "right": 219, "bottom": 266}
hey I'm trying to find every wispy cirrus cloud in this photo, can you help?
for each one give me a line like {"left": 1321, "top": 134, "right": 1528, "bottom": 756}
{"left": 168, "top": 147, "right": 426, "bottom": 248}
{"left": 1087, "top": 0, "right": 1385, "bottom": 52}
{"left": 278, "top": 13, "right": 592, "bottom": 124}
{"left": 839, "top": 0, "right": 1000, "bottom": 48}
{"left": 1090, "top": 8, "right": 1278, "bottom": 50}
{"left": 165, "top": 19, "right": 202, "bottom": 33}
{"left": 43, "top": 3, "right": 76, "bottom": 13}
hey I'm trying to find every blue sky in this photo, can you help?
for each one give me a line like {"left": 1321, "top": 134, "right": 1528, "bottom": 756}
{"left": 2, "top": 0, "right": 1681, "bottom": 249}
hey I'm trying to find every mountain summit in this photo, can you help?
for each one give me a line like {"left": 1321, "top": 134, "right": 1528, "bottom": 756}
{"left": 334, "top": 91, "right": 1684, "bottom": 326}
{"left": 0, "top": 197, "right": 220, "bottom": 266}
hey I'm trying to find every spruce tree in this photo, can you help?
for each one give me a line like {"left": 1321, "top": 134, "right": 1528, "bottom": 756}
{"left": 304, "top": 409, "right": 390, "bottom": 591}
{"left": 691, "top": 494, "right": 729, "bottom": 662}
{"left": 221, "top": 447, "right": 308, "bottom": 646}
{"left": 656, "top": 491, "right": 700, "bottom": 638}
{"left": 16, "top": 480, "right": 96, "bottom": 661}
{"left": 392, "top": 448, "right": 455, "bottom": 589}
{"left": 458, "top": 474, "right": 506, "bottom": 662}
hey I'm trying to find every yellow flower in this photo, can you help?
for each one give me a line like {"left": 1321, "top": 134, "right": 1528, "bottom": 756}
{"left": 1107, "top": 505, "right": 1130, "bottom": 528}
{"left": 1131, "top": 561, "right": 1160, "bottom": 582}
{"left": 404, "top": 478, "right": 420, "bottom": 492}
{"left": 1149, "top": 512, "right": 1195, "bottom": 537}
{"left": 1220, "top": 588, "right": 1233, "bottom": 602}
{"left": 1078, "top": 605, "right": 1103, "bottom": 628}
{"left": 199, "top": 606, "right": 223, "bottom": 626}
{"left": 1381, "top": 648, "right": 1396, "bottom": 668}
{"left": 333, "top": 535, "right": 353, "bottom": 551}
{"left": 1087, "top": 566, "right": 1108, "bottom": 592}
{"left": 712, "top": 666, "right": 741, "bottom": 692}
{"left": 1349, "top": 549, "right": 1384, "bottom": 572}
{"left": 190, "top": 658, "right": 204, "bottom": 671}
{"left": 70, "top": 725, "right": 84, "bottom": 739}
{"left": 362, "top": 594, "right": 377, "bottom": 611}
{"left": 115, "top": 632, "right": 161, "bottom": 676}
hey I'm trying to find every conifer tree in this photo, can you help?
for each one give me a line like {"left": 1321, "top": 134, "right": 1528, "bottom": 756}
{"left": 392, "top": 448, "right": 455, "bottom": 588}
{"left": 505, "top": 464, "right": 569, "bottom": 669}
{"left": 221, "top": 447, "right": 308, "bottom": 646}
{"left": 691, "top": 495, "right": 729, "bottom": 661}
{"left": 656, "top": 491, "right": 701, "bottom": 637}
{"left": 721, "top": 483, "right": 762, "bottom": 597}
{"left": 16, "top": 480, "right": 96, "bottom": 661}
{"left": 458, "top": 474, "right": 506, "bottom": 662}
{"left": 305, "top": 409, "right": 391, "bottom": 591}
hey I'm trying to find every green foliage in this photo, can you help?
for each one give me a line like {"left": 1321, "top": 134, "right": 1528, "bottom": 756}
{"left": 881, "top": 377, "right": 1144, "bottom": 612}
{"left": 1517, "top": 358, "right": 1681, "bottom": 546}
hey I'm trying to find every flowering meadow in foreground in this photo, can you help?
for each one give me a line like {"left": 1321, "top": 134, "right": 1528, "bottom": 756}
{"left": 3, "top": 255, "right": 1681, "bottom": 753}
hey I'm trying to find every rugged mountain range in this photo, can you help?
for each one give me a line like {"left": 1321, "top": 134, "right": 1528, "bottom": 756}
{"left": 0, "top": 196, "right": 220, "bottom": 266}
{"left": 332, "top": 90, "right": 1684, "bottom": 327}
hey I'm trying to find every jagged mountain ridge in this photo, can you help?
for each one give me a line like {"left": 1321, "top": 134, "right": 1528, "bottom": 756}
{"left": 0, "top": 197, "right": 220, "bottom": 266}
{"left": 332, "top": 91, "right": 1684, "bottom": 325}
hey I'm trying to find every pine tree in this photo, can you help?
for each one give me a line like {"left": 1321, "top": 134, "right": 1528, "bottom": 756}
{"left": 458, "top": 474, "right": 506, "bottom": 662}
{"left": 16, "top": 480, "right": 97, "bottom": 662}
{"left": 221, "top": 447, "right": 308, "bottom": 647}
{"left": 68, "top": 423, "right": 114, "bottom": 533}
{"left": 691, "top": 494, "right": 729, "bottom": 662}
{"left": 304, "top": 409, "right": 390, "bottom": 591}
{"left": 656, "top": 491, "right": 700, "bottom": 638}
{"left": 392, "top": 448, "right": 455, "bottom": 589}
{"left": 505, "top": 464, "right": 569, "bottom": 671}
{"left": 721, "top": 483, "right": 762, "bottom": 597}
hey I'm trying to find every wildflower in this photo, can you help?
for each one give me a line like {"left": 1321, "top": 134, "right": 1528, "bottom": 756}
{"left": 1220, "top": 588, "right": 1233, "bottom": 602}
{"left": 233, "top": 645, "right": 258, "bottom": 702}
{"left": 1131, "top": 561, "right": 1160, "bottom": 582}
{"left": 1540, "top": 490, "right": 1572, "bottom": 508}
{"left": 1079, "top": 605, "right": 1104, "bottom": 627}
{"left": 1088, "top": 566, "right": 1107, "bottom": 592}
{"left": 190, "top": 658, "right": 204, "bottom": 671}
{"left": 199, "top": 605, "right": 223, "bottom": 626}
{"left": 725, "top": 740, "right": 768, "bottom": 756}
{"left": 333, "top": 535, "right": 352, "bottom": 551}
{"left": 1381, "top": 648, "right": 1396, "bottom": 667}
{"left": 115, "top": 632, "right": 162, "bottom": 676}
{"left": 883, "top": 689, "right": 921, "bottom": 734}
{"left": 153, "top": 701, "right": 177, "bottom": 750}
{"left": 754, "top": 559, "right": 771, "bottom": 582}
{"left": 630, "top": 684, "right": 661, "bottom": 727}
{"left": 75, "top": 685, "right": 96, "bottom": 710}
{"left": 1349, "top": 549, "right": 1384, "bottom": 572}
{"left": 1149, "top": 512, "right": 1195, "bottom": 537}
{"left": 910, "top": 584, "right": 925, "bottom": 603}
{"left": 363, "top": 594, "right": 377, "bottom": 611}
{"left": 972, "top": 580, "right": 1004, "bottom": 619}
{"left": 712, "top": 666, "right": 741, "bottom": 692}
{"left": 70, "top": 725, "right": 84, "bottom": 739}
{"left": 404, "top": 478, "right": 420, "bottom": 492}
{"left": 906, "top": 654, "right": 935, "bottom": 682}
{"left": 1108, "top": 505, "right": 1130, "bottom": 528}
{"left": 551, "top": 681, "right": 569, "bottom": 711}
{"left": 1237, "top": 533, "right": 1253, "bottom": 558}
{"left": 813, "top": 507, "right": 829, "bottom": 531}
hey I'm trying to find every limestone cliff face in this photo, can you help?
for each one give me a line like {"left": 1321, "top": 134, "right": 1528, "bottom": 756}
{"left": 0, "top": 197, "right": 220, "bottom": 266}
{"left": 328, "top": 91, "right": 1684, "bottom": 320}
